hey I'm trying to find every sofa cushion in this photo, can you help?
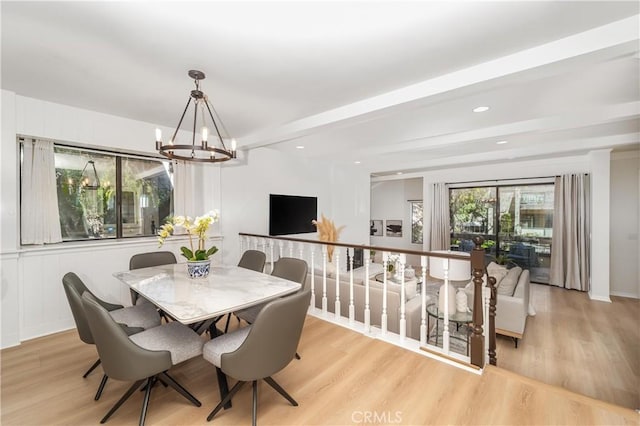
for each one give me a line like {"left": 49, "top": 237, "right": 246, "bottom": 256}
{"left": 368, "top": 278, "right": 417, "bottom": 301}
{"left": 497, "top": 266, "right": 522, "bottom": 296}
{"left": 487, "top": 262, "right": 508, "bottom": 285}
{"left": 351, "top": 263, "right": 384, "bottom": 284}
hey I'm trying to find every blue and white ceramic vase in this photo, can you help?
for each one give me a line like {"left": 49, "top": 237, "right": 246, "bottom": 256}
{"left": 187, "top": 259, "right": 211, "bottom": 279}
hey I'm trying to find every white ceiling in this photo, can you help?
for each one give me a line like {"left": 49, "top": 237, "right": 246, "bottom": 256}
{"left": 2, "top": 1, "right": 639, "bottom": 175}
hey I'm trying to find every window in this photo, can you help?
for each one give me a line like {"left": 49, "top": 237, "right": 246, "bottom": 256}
{"left": 410, "top": 201, "right": 423, "bottom": 244}
{"left": 22, "top": 141, "right": 173, "bottom": 243}
{"left": 450, "top": 183, "right": 554, "bottom": 283}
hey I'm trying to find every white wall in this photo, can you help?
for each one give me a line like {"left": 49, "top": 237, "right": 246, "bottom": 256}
{"left": 370, "top": 177, "right": 423, "bottom": 266}
{"left": 219, "top": 148, "right": 370, "bottom": 266}
{"left": 610, "top": 151, "right": 640, "bottom": 298}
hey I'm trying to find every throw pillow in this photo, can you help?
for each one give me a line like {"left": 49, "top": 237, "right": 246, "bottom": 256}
{"left": 486, "top": 262, "right": 508, "bottom": 286}
{"left": 312, "top": 262, "right": 337, "bottom": 278}
{"left": 497, "top": 266, "right": 522, "bottom": 296}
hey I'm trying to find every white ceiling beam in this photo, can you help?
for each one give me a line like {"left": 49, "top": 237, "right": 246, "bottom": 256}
{"left": 364, "top": 133, "right": 640, "bottom": 175}
{"left": 241, "top": 15, "right": 639, "bottom": 149}
{"left": 350, "top": 101, "right": 640, "bottom": 157}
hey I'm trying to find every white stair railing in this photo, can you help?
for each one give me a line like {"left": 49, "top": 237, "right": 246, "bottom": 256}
{"left": 237, "top": 233, "right": 486, "bottom": 368}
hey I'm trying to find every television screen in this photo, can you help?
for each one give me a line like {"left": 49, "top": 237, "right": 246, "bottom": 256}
{"left": 269, "top": 194, "right": 317, "bottom": 236}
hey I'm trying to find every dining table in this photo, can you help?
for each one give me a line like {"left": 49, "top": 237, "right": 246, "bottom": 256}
{"left": 113, "top": 263, "right": 302, "bottom": 408}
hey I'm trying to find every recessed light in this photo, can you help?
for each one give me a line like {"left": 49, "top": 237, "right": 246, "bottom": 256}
{"left": 473, "top": 106, "right": 490, "bottom": 113}
{"left": 396, "top": 172, "right": 403, "bottom": 175}
{"left": 354, "top": 161, "right": 361, "bottom": 164}
{"left": 496, "top": 140, "right": 508, "bottom": 145}
{"left": 296, "top": 145, "right": 304, "bottom": 149}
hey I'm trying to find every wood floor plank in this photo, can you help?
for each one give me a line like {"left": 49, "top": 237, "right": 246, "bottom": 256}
{"left": 1, "top": 285, "right": 639, "bottom": 425}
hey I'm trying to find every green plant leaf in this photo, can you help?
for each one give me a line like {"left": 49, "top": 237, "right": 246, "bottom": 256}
{"left": 180, "top": 246, "right": 194, "bottom": 260}
{"left": 194, "top": 249, "right": 208, "bottom": 261}
{"left": 206, "top": 246, "right": 218, "bottom": 257}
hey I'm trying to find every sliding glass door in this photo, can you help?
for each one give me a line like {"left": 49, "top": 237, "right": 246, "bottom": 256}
{"left": 450, "top": 184, "right": 554, "bottom": 283}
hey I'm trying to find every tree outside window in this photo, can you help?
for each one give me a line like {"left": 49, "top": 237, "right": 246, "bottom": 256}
{"left": 411, "top": 201, "right": 423, "bottom": 244}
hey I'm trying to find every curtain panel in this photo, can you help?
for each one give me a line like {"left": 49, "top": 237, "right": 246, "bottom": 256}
{"left": 549, "top": 174, "right": 591, "bottom": 291}
{"left": 429, "top": 182, "right": 450, "bottom": 251}
{"left": 173, "top": 160, "right": 195, "bottom": 217}
{"left": 21, "top": 139, "right": 63, "bottom": 244}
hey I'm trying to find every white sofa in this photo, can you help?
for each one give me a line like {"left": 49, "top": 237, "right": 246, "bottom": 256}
{"left": 465, "top": 265, "right": 534, "bottom": 347}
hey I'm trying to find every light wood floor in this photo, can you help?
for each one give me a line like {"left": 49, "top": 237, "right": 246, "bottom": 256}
{"left": 496, "top": 283, "right": 640, "bottom": 410}
{"left": 1, "top": 314, "right": 638, "bottom": 425}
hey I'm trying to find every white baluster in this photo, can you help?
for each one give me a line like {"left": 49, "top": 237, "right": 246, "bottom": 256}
{"left": 443, "top": 259, "right": 451, "bottom": 354}
{"left": 349, "top": 247, "right": 355, "bottom": 324}
{"left": 288, "top": 241, "right": 293, "bottom": 258}
{"left": 298, "top": 243, "right": 304, "bottom": 260}
{"left": 239, "top": 235, "right": 244, "bottom": 256}
{"left": 381, "top": 251, "right": 389, "bottom": 335}
{"left": 310, "top": 246, "right": 316, "bottom": 309}
{"left": 364, "top": 248, "right": 371, "bottom": 333}
{"left": 269, "top": 239, "right": 275, "bottom": 273}
{"left": 420, "top": 255, "right": 428, "bottom": 346}
{"left": 399, "top": 253, "right": 407, "bottom": 340}
{"left": 322, "top": 245, "right": 328, "bottom": 313}
{"left": 278, "top": 240, "right": 284, "bottom": 260}
{"left": 334, "top": 248, "right": 341, "bottom": 320}
{"left": 252, "top": 237, "right": 258, "bottom": 251}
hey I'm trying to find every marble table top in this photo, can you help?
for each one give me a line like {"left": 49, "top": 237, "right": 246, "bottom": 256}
{"left": 113, "top": 264, "right": 301, "bottom": 325}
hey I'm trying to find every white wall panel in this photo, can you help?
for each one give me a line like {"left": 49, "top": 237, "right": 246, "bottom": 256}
{"left": 1, "top": 254, "right": 20, "bottom": 348}
{"left": 610, "top": 152, "right": 639, "bottom": 298}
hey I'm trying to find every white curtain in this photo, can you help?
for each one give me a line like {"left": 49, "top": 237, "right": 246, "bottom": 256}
{"left": 173, "top": 160, "right": 195, "bottom": 217}
{"left": 429, "top": 182, "right": 450, "bottom": 251}
{"left": 21, "top": 139, "right": 62, "bottom": 244}
{"left": 549, "top": 174, "right": 591, "bottom": 291}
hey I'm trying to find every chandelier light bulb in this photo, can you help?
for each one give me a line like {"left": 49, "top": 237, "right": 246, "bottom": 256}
{"left": 202, "top": 126, "right": 208, "bottom": 142}
{"left": 231, "top": 138, "right": 237, "bottom": 151}
{"left": 155, "top": 128, "right": 162, "bottom": 142}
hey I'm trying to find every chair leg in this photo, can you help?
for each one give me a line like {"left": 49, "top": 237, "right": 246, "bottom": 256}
{"left": 83, "top": 358, "right": 101, "bottom": 378}
{"left": 264, "top": 377, "right": 298, "bottom": 406}
{"left": 207, "top": 381, "right": 246, "bottom": 421}
{"left": 294, "top": 352, "right": 301, "bottom": 360}
{"left": 95, "top": 374, "right": 109, "bottom": 401}
{"left": 138, "top": 377, "right": 155, "bottom": 426}
{"left": 100, "top": 379, "right": 145, "bottom": 424}
{"left": 223, "top": 313, "right": 232, "bottom": 334}
{"left": 159, "top": 372, "right": 201, "bottom": 407}
{"left": 252, "top": 380, "right": 258, "bottom": 426}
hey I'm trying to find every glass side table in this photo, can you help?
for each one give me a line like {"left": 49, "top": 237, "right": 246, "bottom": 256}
{"left": 374, "top": 272, "right": 423, "bottom": 291}
{"left": 426, "top": 303, "right": 473, "bottom": 355}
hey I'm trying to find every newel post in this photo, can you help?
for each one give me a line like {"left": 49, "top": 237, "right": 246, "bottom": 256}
{"left": 487, "top": 275, "right": 497, "bottom": 366}
{"left": 470, "top": 236, "right": 485, "bottom": 368}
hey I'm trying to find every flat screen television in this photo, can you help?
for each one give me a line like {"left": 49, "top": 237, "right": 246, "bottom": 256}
{"left": 269, "top": 194, "right": 317, "bottom": 236}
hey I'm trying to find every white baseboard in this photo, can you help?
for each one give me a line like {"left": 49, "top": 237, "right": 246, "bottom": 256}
{"left": 609, "top": 291, "right": 640, "bottom": 299}
{"left": 588, "top": 293, "right": 612, "bottom": 303}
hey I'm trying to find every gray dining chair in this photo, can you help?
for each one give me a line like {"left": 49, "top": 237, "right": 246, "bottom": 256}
{"left": 222, "top": 250, "right": 267, "bottom": 333}
{"left": 62, "top": 272, "right": 161, "bottom": 400}
{"left": 237, "top": 250, "right": 267, "bottom": 272}
{"left": 129, "top": 251, "right": 177, "bottom": 306}
{"left": 234, "top": 257, "right": 307, "bottom": 325}
{"left": 203, "top": 288, "right": 311, "bottom": 426}
{"left": 82, "top": 292, "right": 203, "bottom": 426}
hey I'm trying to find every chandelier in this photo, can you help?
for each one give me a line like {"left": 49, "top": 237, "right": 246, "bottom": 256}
{"left": 155, "top": 70, "right": 237, "bottom": 163}
{"left": 80, "top": 160, "right": 100, "bottom": 190}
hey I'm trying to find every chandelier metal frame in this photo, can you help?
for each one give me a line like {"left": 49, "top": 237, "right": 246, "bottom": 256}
{"left": 155, "top": 70, "right": 236, "bottom": 163}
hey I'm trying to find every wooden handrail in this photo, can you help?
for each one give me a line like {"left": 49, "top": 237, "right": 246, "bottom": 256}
{"left": 238, "top": 232, "right": 471, "bottom": 261}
